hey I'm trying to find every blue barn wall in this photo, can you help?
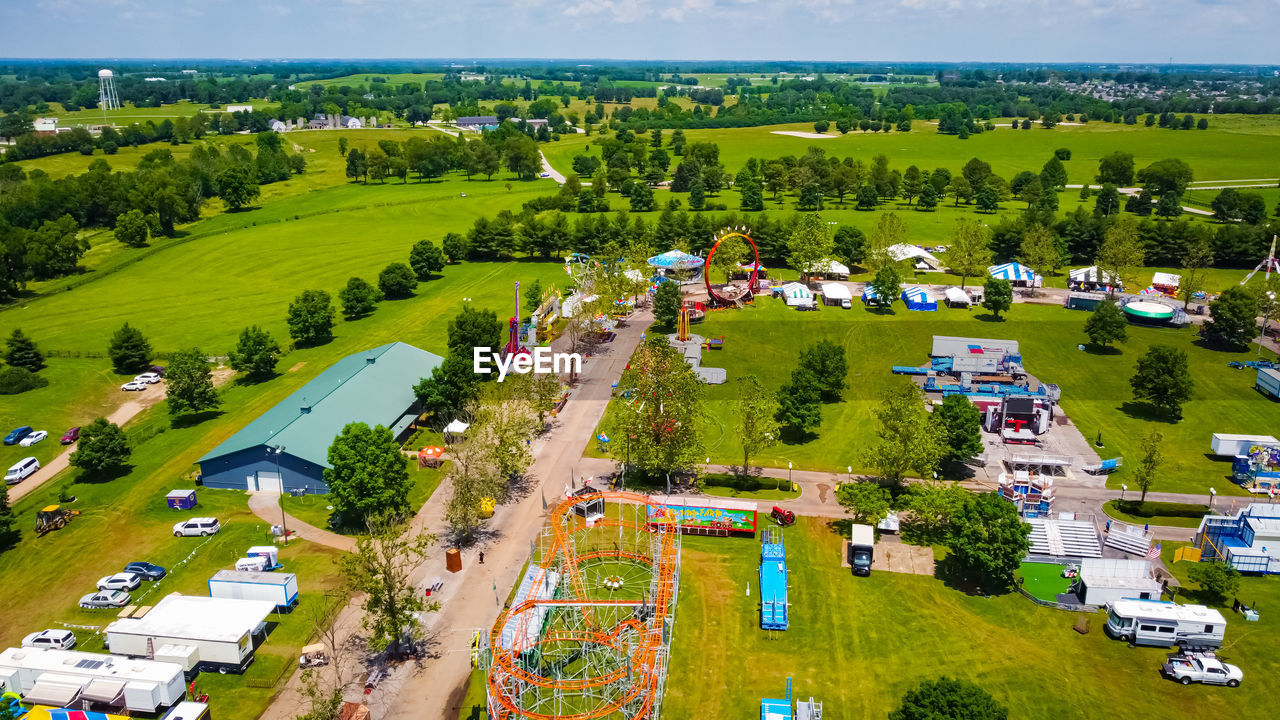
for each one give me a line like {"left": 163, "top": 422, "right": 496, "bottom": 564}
{"left": 199, "top": 446, "right": 329, "bottom": 494}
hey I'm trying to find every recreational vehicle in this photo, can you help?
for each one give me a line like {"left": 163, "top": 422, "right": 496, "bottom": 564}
{"left": 1105, "top": 599, "right": 1226, "bottom": 649}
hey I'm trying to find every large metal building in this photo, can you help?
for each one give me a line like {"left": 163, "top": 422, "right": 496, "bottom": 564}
{"left": 197, "top": 342, "right": 441, "bottom": 494}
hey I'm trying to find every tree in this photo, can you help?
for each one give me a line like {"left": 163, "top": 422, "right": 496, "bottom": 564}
{"left": 227, "top": 325, "right": 280, "bottom": 381}
{"left": 862, "top": 381, "right": 944, "bottom": 484}
{"left": 1084, "top": 301, "right": 1127, "bottom": 347}
{"left": 338, "top": 137, "right": 349, "bottom": 156}
{"left": 1131, "top": 430, "right": 1165, "bottom": 504}
{"left": 325, "top": 422, "right": 413, "bottom": 523}
{"left": 165, "top": 347, "right": 219, "bottom": 419}
{"left": 614, "top": 337, "right": 705, "bottom": 477}
{"left": 868, "top": 264, "right": 903, "bottom": 308}
{"left": 931, "top": 394, "right": 983, "bottom": 467}
{"left": 856, "top": 183, "right": 878, "bottom": 210}
{"left": 688, "top": 175, "right": 706, "bottom": 210}
{"left": 798, "top": 339, "right": 848, "bottom": 402}
{"left": 409, "top": 240, "right": 446, "bottom": 280}
{"left": 864, "top": 212, "right": 908, "bottom": 273}
{"left": 1179, "top": 235, "right": 1214, "bottom": 309}
{"left": 835, "top": 481, "right": 891, "bottom": 525}
{"left": 342, "top": 516, "right": 437, "bottom": 658}
{"left": 945, "top": 492, "right": 1032, "bottom": 591}
{"left": 943, "top": 219, "right": 992, "bottom": 289}
{"left": 1130, "top": 345, "right": 1194, "bottom": 420}
{"left": 1040, "top": 156, "right": 1068, "bottom": 190}
{"left": 1018, "top": 224, "right": 1062, "bottom": 282}
{"left": 981, "top": 278, "right": 1012, "bottom": 319}
{"left": 629, "top": 181, "right": 655, "bottom": 212}
{"left": 0, "top": 482, "right": 15, "bottom": 549}
{"left": 216, "top": 166, "right": 260, "bottom": 210}
{"left": 1096, "top": 151, "right": 1135, "bottom": 186}
{"left": 1187, "top": 562, "right": 1241, "bottom": 604}
{"left": 902, "top": 165, "right": 923, "bottom": 205}
{"left": 653, "top": 281, "right": 682, "bottom": 331}
{"left": 813, "top": 120, "right": 829, "bottom": 134}
{"left": 1205, "top": 286, "right": 1259, "bottom": 349}
{"left": 786, "top": 214, "right": 834, "bottom": 282}
{"left": 1096, "top": 217, "right": 1145, "bottom": 297}
{"left": 339, "top": 277, "right": 381, "bottom": 319}
{"left": 832, "top": 225, "right": 866, "bottom": 269}
{"left": 1155, "top": 191, "right": 1183, "bottom": 218}
{"left": 974, "top": 183, "right": 998, "bottom": 213}
{"left": 900, "top": 481, "right": 971, "bottom": 545}
{"left": 4, "top": 329, "right": 44, "bottom": 372}
{"left": 1094, "top": 184, "right": 1121, "bottom": 216}
{"left": 889, "top": 676, "right": 1008, "bottom": 720}
{"left": 442, "top": 232, "right": 470, "bottom": 262}
{"left": 414, "top": 354, "right": 479, "bottom": 422}
{"left": 108, "top": 322, "right": 152, "bottom": 374}
{"left": 379, "top": 262, "right": 418, "bottom": 299}
{"left": 69, "top": 417, "right": 130, "bottom": 474}
{"left": 288, "top": 289, "right": 336, "bottom": 346}
{"left": 1211, "top": 188, "right": 1241, "bottom": 222}
{"left": 774, "top": 367, "right": 823, "bottom": 433}
{"left": 114, "top": 209, "right": 150, "bottom": 247}
{"left": 735, "top": 375, "right": 779, "bottom": 476}
{"left": 1138, "top": 158, "right": 1194, "bottom": 196}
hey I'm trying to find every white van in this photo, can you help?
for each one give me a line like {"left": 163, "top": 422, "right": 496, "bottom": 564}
{"left": 5, "top": 456, "right": 39, "bottom": 484}
{"left": 1105, "top": 599, "right": 1226, "bottom": 648}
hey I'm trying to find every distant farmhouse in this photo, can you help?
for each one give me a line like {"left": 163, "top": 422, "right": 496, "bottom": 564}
{"left": 198, "top": 342, "right": 441, "bottom": 494}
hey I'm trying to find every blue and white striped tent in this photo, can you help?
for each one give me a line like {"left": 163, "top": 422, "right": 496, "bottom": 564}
{"left": 988, "top": 262, "right": 1037, "bottom": 284}
{"left": 900, "top": 286, "right": 938, "bottom": 311}
{"left": 861, "top": 286, "right": 882, "bottom": 305}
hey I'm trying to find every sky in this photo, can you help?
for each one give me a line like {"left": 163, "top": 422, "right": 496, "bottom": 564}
{"left": 3, "top": 0, "right": 1279, "bottom": 65}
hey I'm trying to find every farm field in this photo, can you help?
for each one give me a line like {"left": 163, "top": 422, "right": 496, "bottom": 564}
{"left": 45, "top": 99, "right": 279, "bottom": 125}
{"left": 594, "top": 299, "right": 1280, "bottom": 495}
{"left": 293, "top": 72, "right": 447, "bottom": 88}
{"left": 543, "top": 115, "right": 1280, "bottom": 182}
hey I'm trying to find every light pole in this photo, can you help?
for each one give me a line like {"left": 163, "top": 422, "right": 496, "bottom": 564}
{"left": 847, "top": 465, "right": 853, "bottom": 486}
{"left": 1209, "top": 487, "right": 1217, "bottom": 511}
{"left": 269, "top": 444, "right": 289, "bottom": 546}
{"left": 1120, "top": 483, "right": 1127, "bottom": 503}
{"left": 787, "top": 461, "right": 793, "bottom": 490}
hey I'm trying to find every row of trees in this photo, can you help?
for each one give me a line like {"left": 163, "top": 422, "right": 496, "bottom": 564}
{"left": 342, "top": 127, "right": 540, "bottom": 184}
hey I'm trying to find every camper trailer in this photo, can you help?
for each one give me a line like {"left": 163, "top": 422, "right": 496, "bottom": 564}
{"left": 1105, "top": 599, "right": 1226, "bottom": 649}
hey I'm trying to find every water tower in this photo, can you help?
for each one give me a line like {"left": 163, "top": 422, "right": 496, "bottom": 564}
{"left": 98, "top": 68, "right": 120, "bottom": 112}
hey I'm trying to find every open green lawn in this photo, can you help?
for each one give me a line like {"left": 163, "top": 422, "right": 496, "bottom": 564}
{"left": 1103, "top": 500, "right": 1213, "bottom": 528}
{"left": 544, "top": 115, "right": 1280, "bottom": 183}
{"left": 1017, "top": 561, "right": 1074, "bottom": 601}
{"left": 281, "top": 462, "right": 447, "bottom": 533}
{"left": 661, "top": 517, "right": 1278, "bottom": 719}
{"left": 294, "top": 73, "right": 446, "bottom": 89}
{"left": 595, "top": 299, "right": 1280, "bottom": 495}
{"left": 46, "top": 99, "right": 278, "bottom": 125}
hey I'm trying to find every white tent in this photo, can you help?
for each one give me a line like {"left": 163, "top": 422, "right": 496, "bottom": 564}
{"left": 443, "top": 420, "right": 470, "bottom": 439}
{"left": 804, "top": 259, "right": 849, "bottom": 278}
{"left": 775, "top": 281, "right": 814, "bottom": 307}
{"left": 820, "top": 282, "right": 852, "bottom": 306}
{"left": 1069, "top": 266, "right": 1115, "bottom": 285}
{"left": 1151, "top": 272, "right": 1181, "bottom": 289}
{"left": 888, "top": 244, "right": 942, "bottom": 271}
{"left": 943, "top": 287, "right": 971, "bottom": 307}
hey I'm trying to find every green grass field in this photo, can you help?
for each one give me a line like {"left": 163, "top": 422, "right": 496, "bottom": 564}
{"left": 280, "top": 462, "right": 447, "bottom": 533}
{"left": 1017, "top": 561, "right": 1074, "bottom": 601}
{"left": 43, "top": 99, "right": 279, "bottom": 125}
{"left": 595, "top": 298, "right": 1280, "bottom": 495}
{"left": 294, "top": 72, "right": 447, "bottom": 89}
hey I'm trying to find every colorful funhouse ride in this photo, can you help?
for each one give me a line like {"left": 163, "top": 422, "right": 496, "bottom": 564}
{"left": 484, "top": 492, "right": 682, "bottom": 720}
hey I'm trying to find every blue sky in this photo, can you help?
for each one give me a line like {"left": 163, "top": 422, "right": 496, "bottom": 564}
{"left": 3, "top": 0, "right": 1278, "bottom": 64}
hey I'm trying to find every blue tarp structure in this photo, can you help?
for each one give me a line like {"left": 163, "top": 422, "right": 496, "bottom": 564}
{"left": 988, "top": 262, "right": 1037, "bottom": 283}
{"left": 647, "top": 249, "right": 705, "bottom": 270}
{"left": 760, "top": 528, "right": 789, "bottom": 630}
{"left": 900, "top": 286, "right": 937, "bottom": 311}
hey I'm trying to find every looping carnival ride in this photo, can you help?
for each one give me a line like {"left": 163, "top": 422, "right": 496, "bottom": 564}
{"left": 703, "top": 228, "right": 762, "bottom": 308}
{"left": 485, "top": 492, "right": 682, "bottom": 720}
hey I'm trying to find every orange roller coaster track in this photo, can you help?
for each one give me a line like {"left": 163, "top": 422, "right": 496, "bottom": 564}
{"left": 485, "top": 491, "right": 682, "bottom": 720}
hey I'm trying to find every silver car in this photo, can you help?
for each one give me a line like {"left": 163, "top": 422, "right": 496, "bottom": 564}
{"left": 79, "top": 590, "right": 130, "bottom": 609}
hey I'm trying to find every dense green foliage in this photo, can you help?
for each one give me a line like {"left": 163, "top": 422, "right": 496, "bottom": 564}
{"left": 69, "top": 417, "right": 130, "bottom": 473}
{"left": 107, "top": 322, "right": 151, "bottom": 374}
{"left": 324, "top": 422, "right": 413, "bottom": 523}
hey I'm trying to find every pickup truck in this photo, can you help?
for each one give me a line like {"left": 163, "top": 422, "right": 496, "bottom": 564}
{"left": 1162, "top": 652, "right": 1243, "bottom": 687}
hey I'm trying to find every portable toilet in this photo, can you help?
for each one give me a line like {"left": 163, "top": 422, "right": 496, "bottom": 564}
{"left": 236, "top": 556, "right": 269, "bottom": 572}
{"left": 166, "top": 489, "right": 197, "bottom": 510}
{"left": 247, "top": 545, "right": 281, "bottom": 569}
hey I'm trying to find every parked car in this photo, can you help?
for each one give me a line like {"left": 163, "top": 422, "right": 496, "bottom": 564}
{"left": 19, "top": 430, "right": 48, "bottom": 447}
{"left": 4, "top": 426, "right": 33, "bottom": 445}
{"left": 79, "top": 590, "right": 130, "bottom": 609}
{"left": 97, "top": 572, "right": 143, "bottom": 592}
{"left": 121, "top": 380, "right": 148, "bottom": 391}
{"left": 22, "top": 629, "right": 77, "bottom": 650}
{"left": 173, "top": 517, "right": 220, "bottom": 537}
{"left": 124, "top": 561, "right": 166, "bottom": 580}
{"left": 5, "top": 457, "right": 39, "bottom": 485}
{"left": 134, "top": 372, "right": 162, "bottom": 384}
{"left": 1163, "top": 651, "right": 1243, "bottom": 687}
{"left": 149, "top": 365, "right": 166, "bottom": 377}
{"left": 60, "top": 426, "right": 81, "bottom": 444}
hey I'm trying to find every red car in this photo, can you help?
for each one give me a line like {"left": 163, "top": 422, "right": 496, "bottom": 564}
{"left": 60, "top": 427, "right": 80, "bottom": 445}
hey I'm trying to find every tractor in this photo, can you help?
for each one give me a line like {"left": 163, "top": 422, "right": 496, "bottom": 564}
{"left": 35, "top": 505, "right": 79, "bottom": 536}
{"left": 770, "top": 506, "right": 795, "bottom": 527}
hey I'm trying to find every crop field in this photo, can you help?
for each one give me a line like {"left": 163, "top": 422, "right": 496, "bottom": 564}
{"left": 594, "top": 298, "right": 1280, "bottom": 495}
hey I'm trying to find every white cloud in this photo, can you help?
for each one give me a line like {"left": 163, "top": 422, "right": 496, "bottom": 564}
{"left": 564, "top": 0, "right": 653, "bottom": 23}
{"left": 661, "top": 0, "right": 714, "bottom": 21}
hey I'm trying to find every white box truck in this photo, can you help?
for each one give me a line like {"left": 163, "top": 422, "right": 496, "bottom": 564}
{"left": 849, "top": 524, "right": 875, "bottom": 577}
{"left": 208, "top": 570, "right": 298, "bottom": 610}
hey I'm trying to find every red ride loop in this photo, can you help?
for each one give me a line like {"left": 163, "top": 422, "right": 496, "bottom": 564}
{"left": 703, "top": 231, "right": 761, "bottom": 307}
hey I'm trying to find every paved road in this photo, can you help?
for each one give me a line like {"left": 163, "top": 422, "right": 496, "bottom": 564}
{"left": 539, "top": 151, "right": 565, "bottom": 184}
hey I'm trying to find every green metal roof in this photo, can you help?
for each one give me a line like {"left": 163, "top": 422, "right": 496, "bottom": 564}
{"left": 198, "top": 342, "right": 442, "bottom": 469}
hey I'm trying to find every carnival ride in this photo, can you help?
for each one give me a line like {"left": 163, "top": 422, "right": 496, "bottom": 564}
{"left": 485, "top": 492, "right": 682, "bottom": 720}
{"left": 704, "top": 228, "right": 762, "bottom": 308}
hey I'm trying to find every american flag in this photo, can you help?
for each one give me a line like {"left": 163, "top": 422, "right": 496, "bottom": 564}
{"left": 1148, "top": 542, "right": 1162, "bottom": 559}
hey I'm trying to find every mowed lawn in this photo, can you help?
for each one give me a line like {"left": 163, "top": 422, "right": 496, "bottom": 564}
{"left": 664, "top": 517, "right": 1280, "bottom": 719}
{"left": 543, "top": 114, "right": 1280, "bottom": 183}
{"left": 597, "top": 299, "right": 1280, "bottom": 495}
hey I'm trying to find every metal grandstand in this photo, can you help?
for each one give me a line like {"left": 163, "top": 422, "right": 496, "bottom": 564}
{"left": 484, "top": 492, "right": 682, "bottom": 720}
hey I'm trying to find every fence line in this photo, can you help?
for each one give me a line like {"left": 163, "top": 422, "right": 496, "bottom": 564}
{"left": 1015, "top": 584, "right": 1102, "bottom": 614}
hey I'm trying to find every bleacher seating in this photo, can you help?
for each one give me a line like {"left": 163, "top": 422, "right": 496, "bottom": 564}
{"left": 1105, "top": 524, "right": 1153, "bottom": 557}
{"left": 1027, "top": 518, "right": 1102, "bottom": 558}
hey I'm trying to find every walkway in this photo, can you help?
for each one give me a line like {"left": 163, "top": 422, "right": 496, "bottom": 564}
{"left": 246, "top": 491, "right": 356, "bottom": 552}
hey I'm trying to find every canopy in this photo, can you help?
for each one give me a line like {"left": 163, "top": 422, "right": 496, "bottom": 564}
{"left": 1151, "top": 272, "right": 1181, "bottom": 288}
{"left": 23, "top": 676, "right": 85, "bottom": 707}
{"left": 81, "top": 678, "right": 127, "bottom": 704}
{"left": 738, "top": 261, "right": 767, "bottom": 271}
{"left": 805, "top": 258, "right": 849, "bottom": 275}
{"left": 901, "top": 286, "right": 938, "bottom": 311}
{"left": 820, "top": 282, "right": 852, "bottom": 301}
{"left": 443, "top": 420, "right": 469, "bottom": 436}
{"left": 988, "top": 262, "right": 1036, "bottom": 281}
{"left": 888, "top": 244, "right": 941, "bottom": 270}
{"left": 1069, "top": 265, "right": 1115, "bottom": 284}
{"left": 861, "top": 287, "right": 880, "bottom": 302}
{"left": 647, "top": 250, "right": 704, "bottom": 270}
{"left": 776, "top": 282, "right": 812, "bottom": 299}
{"left": 943, "top": 287, "right": 971, "bottom": 306}
{"left": 418, "top": 446, "right": 444, "bottom": 460}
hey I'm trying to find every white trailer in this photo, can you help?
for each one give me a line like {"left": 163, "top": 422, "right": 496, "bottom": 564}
{"left": 208, "top": 570, "right": 298, "bottom": 610}
{"left": 1105, "top": 599, "right": 1226, "bottom": 648}
{"left": 106, "top": 594, "right": 276, "bottom": 674}
{"left": 1210, "top": 433, "right": 1278, "bottom": 457}
{"left": 0, "top": 647, "right": 185, "bottom": 713}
